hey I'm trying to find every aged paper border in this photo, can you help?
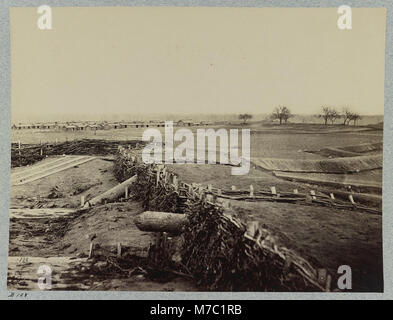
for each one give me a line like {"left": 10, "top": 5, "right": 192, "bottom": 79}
{"left": 0, "top": 0, "right": 391, "bottom": 300}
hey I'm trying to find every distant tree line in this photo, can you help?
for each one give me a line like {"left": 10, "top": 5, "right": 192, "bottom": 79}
{"left": 318, "top": 106, "right": 361, "bottom": 126}
{"left": 238, "top": 105, "right": 361, "bottom": 126}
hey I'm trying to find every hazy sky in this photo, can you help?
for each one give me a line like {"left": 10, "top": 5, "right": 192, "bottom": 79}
{"left": 10, "top": 7, "right": 386, "bottom": 120}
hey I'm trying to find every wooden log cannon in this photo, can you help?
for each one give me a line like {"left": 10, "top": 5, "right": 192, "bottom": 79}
{"left": 84, "top": 175, "right": 137, "bottom": 208}
{"left": 134, "top": 211, "right": 189, "bottom": 234}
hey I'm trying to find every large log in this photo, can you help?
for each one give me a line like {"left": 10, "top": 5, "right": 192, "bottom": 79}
{"left": 10, "top": 208, "right": 77, "bottom": 219}
{"left": 134, "top": 211, "right": 189, "bottom": 233}
{"left": 85, "top": 175, "right": 137, "bottom": 207}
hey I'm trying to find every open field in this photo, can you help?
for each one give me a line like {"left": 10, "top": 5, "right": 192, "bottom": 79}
{"left": 12, "top": 123, "right": 383, "bottom": 160}
{"left": 8, "top": 122, "right": 384, "bottom": 291}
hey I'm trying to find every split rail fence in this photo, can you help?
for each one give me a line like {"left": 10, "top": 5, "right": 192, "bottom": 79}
{"left": 116, "top": 146, "right": 336, "bottom": 292}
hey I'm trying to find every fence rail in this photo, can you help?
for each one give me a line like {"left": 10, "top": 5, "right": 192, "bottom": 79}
{"left": 116, "top": 145, "right": 334, "bottom": 292}
{"left": 10, "top": 139, "right": 142, "bottom": 167}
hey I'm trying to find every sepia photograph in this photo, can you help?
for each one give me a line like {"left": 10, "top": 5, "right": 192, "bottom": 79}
{"left": 7, "top": 5, "right": 385, "bottom": 293}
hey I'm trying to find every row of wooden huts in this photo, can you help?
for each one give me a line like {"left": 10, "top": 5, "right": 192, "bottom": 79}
{"left": 11, "top": 120, "right": 213, "bottom": 131}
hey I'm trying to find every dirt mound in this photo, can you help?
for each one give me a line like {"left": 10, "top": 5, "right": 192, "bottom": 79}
{"left": 8, "top": 202, "right": 198, "bottom": 291}
{"left": 8, "top": 202, "right": 154, "bottom": 258}
{"left": 341, "top": 142, "right": 383, "bottom": 153}
{"left": 251, "top": 154, "right": 382, "bottom": 173}
{"left": 10, "top": 158, "right": 118, "bottom": 209}
{"left": 308, "top": 148, "right": 362, "bottom": 158}
{"left": 60, "top": 202, "right": 155, "bottom": 258}
{"left": 307, "top": 142, "right": 383, "bottom": 158}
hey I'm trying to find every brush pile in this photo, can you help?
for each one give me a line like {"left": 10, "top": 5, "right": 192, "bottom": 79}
{"left": 11, "top": 139, "right": 142, "bottom": 167}
{"left": 115, "top": 146, "right": 331, "bottom": 292}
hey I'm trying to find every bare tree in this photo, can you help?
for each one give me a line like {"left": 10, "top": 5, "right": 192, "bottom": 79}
{"left": 349, "top": 112, "right": 361, "bottom": 125}
{"left": 271, "top": 106, "right": 293, "bottom": 125}
{"left": 319, "top": 106, "right": 332, "bottom": 125}
{"left": 342, "top": 107, "right": 353, "bottom": 126}
{"left": 318, "top": 106, "right": 340, "bottom": 125}
{"left": 283, "top": 108, "right": 293, "bottom": 124}
{"left": 238, "top": 113, "right": 253, "bottom": 124}
{"left": 329, "top": 109, "right": 341, "bottom": 124}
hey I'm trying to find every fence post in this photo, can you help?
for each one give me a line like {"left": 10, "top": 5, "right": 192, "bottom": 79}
{"left": 117, "top": 243, "right": 122, "bottom": 258}
{"left": 163, "top": 168, "right": 167, "bottom": 183}
{"left": 156, "top": 168, "right": 160, "bottom": 186}
{"left": 326, "top": 274, "right": 332, "bottom": 292}
{"left": 88, "top": 242, "right": 94, "bottom": 259}
{"left": 250, "top": 185, "right": 254, "bottom": 197}
{"left": 173, "top": 176, "right": 178, "bottom": 191}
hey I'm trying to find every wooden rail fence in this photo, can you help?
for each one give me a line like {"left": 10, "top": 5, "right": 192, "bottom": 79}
{"left": 116, "top": 146, "right": 335, "bottom": 292}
